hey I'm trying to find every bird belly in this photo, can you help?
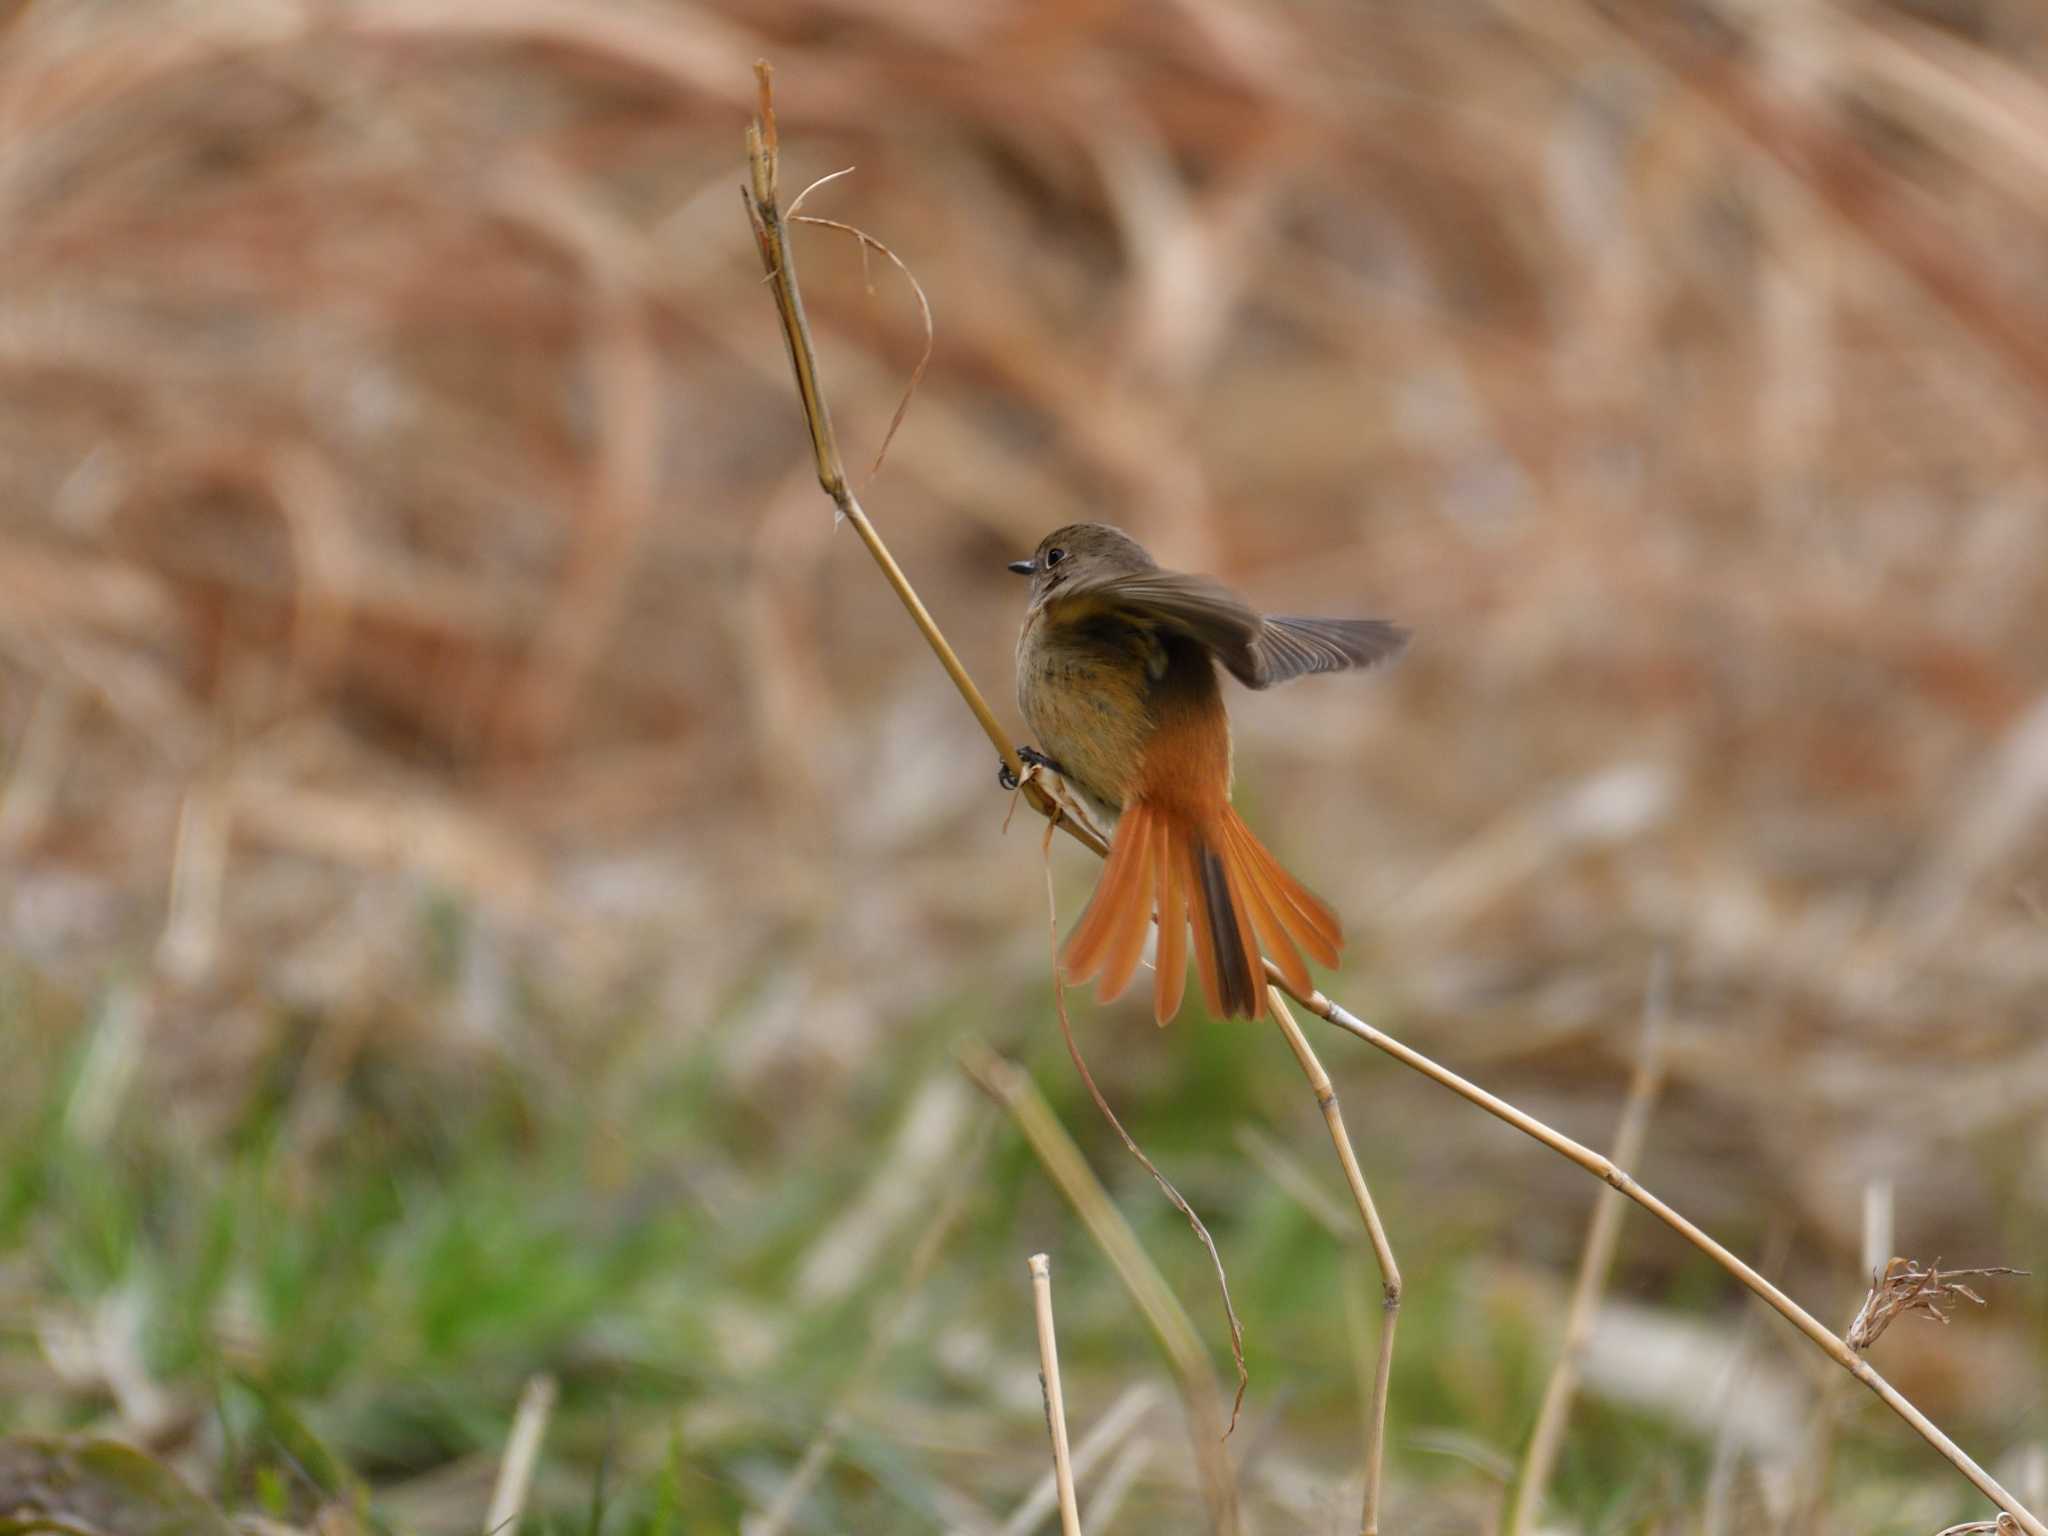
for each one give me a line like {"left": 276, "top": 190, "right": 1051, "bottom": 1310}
{"left": 1017, "top": 632, "right": 1155, "bottom": 825}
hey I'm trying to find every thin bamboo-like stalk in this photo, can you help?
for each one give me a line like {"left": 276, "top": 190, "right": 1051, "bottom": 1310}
{"left": 1029, "top": 1253, "right": 1086, "bottom": 1536}
{"left": 959, "top": 1046, "right": 1240, "bottom": 1536}
{"left": 742, "top": 66, "right": 2047, "bottom": 1536}
{"left": 741, "top": 62, "right": 1100, "bottom": 856}
{"left": 1294, "top": 979, "right": 2045, "bottom": 1536}
{"left": 1266, "top": 987, "right": 1399, "bottom": 1536}
{"left": 1505, "top": 957, "right": 1670, "bottom": 1536}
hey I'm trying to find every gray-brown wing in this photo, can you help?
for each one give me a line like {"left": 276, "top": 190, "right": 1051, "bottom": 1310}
{"left": 1073, "top": 570, "right": 1407, "bottom": 690}
{"left": 1247, "top": 616, "right": 1409, "bottom": 689}
{"left": 1065, "top": 570, "right": 1266, "bottom": 680}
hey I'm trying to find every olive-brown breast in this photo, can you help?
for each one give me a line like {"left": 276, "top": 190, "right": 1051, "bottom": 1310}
{"left": 1017, "top": 603, "right": 1231, "bottom": 819}
{"left": 1016, "top": 604, "right": 1160, "bottom": 816}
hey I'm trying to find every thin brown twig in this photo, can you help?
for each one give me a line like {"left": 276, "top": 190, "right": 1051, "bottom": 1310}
{"left": 743, "top": 61, "right": 1072, "bottom": 822}
{"left": 1029, "top": 1253, "right": 1085, "bottom": 1536}
{"left": 1264, "top": 988, "right": 1399, "bottom": 1536}
{"left": 1506, "top": 954, "right": 1670, "bottom": 1536}
{"left": 741, "top": 63, "right": 2047, "bottom": 1536}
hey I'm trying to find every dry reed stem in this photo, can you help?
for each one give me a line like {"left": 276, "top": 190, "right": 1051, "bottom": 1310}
{"left": 484, "top": 1374, "right": 556, "bottom": 1536}
{"left": 958, "top": 1046, "right": 1239, "bottom": 1536}
{"left": 1506, "top": 956, "right": 1670, "bottom": 1536}
{"left": 741, "top": 63, "right": 1077, "bottom": 838}
{"left": 742, "top": 63, "right": 2046, "bottom": 1536}
{"left": 1028, "top": 1254, "right": 1085, "bottom": 1536}
{"left": 1296, "top": 982, "right": 2047, "bottom": 1536}
{"left": 1265, "top": 987, "right": 1398, "bottom": 1536}
{"left": 752, "top": 60, "right": 1243, "bottom": 1482}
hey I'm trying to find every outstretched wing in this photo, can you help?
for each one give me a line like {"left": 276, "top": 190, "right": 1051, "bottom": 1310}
{"left": 1065, "top": 569, "right": 1409, "bottom": 690}
{"left": 1247, "top": 615, "right": 1409, "bottom": 689}
{"left": 1055, "top": 569, "right": 1264, "bottom": 678}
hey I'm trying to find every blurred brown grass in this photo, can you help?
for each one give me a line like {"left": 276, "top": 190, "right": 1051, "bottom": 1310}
{"left": 3, "top": 0, "right": 2048, "bottom": 1519}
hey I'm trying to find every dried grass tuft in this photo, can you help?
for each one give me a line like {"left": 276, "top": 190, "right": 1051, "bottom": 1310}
{"left": 1848, "top": 1258, "right": 2031, "bottom": 1353}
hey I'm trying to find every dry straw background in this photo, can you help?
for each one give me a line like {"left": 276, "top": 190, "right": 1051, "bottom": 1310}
{"left": 2, "top": 0, "right": 2047, "bottom": 1532}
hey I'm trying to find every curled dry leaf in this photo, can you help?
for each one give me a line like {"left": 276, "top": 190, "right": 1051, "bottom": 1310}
{"left": 1847, "top": 1256, "right": 2031, "bottom": 1352}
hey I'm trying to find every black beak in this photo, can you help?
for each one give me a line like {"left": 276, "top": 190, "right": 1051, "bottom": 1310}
{"left": 1007, "top": 558, "right": 1036, "bottom": 575}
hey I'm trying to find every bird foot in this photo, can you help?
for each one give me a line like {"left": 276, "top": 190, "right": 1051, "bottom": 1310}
{"left": 998, "top": 744, "right": 1063, "bottom": 790}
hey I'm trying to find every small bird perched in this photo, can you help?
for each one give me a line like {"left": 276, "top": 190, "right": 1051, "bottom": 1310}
{"left": 1008, "top": 523, "right": 1407, "bottom": 1023}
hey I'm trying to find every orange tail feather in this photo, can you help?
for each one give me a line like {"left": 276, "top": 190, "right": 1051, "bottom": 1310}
{"left": 1180, "top": 828, "right": 1226, "bottom": 1020}
{"left": 1062, "top": 799, "right": 1345, "bottom": 1024}
{"left": 1220, "top": 814, "right": 1312, "bottom": 1002}
{"left": 1152, "top": 819, "right": 1188, "bottom": 1026}
{"left": 1063, "top": 802, "right": 1166, "bottom": 1003}
{"left": 1094, "top": 809, "right": 1157, "bottom": 1001}
{"left": 1229, "top": 811, "right": 1341, "bottom": 966}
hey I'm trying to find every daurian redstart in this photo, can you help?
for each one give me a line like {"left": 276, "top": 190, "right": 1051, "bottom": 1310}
{"left": 1008, "top": 523, "right": 1406, "bottom": 1023}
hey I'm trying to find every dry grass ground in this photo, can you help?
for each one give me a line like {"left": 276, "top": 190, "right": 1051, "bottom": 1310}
{"left": 2, "top": 1, "right": 2046, "bottom": 1532}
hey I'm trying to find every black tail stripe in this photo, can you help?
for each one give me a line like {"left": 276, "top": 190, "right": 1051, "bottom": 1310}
{"left": 1197, "top": 840, "right": 1255, "bottom": 1017}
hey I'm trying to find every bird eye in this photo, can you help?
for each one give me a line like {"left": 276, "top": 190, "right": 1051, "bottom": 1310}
{"left": 1045, "top": 548, "right": 1066, "bottom": 568}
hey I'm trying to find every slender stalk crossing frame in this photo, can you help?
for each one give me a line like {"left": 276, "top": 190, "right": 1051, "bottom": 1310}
{"left": 1029, "top": 1254, "right": 1086, "bottom": 1536}
{"left": 1267, "top": 988, "right": 1399, "bottom": 1536}
{"left": 740, "top": 62, "right": 2047, "bottom": 1536}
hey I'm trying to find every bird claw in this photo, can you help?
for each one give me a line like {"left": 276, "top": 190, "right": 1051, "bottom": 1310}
{"left": 999, "top": 744, "right": 1062, "bottom": 790}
